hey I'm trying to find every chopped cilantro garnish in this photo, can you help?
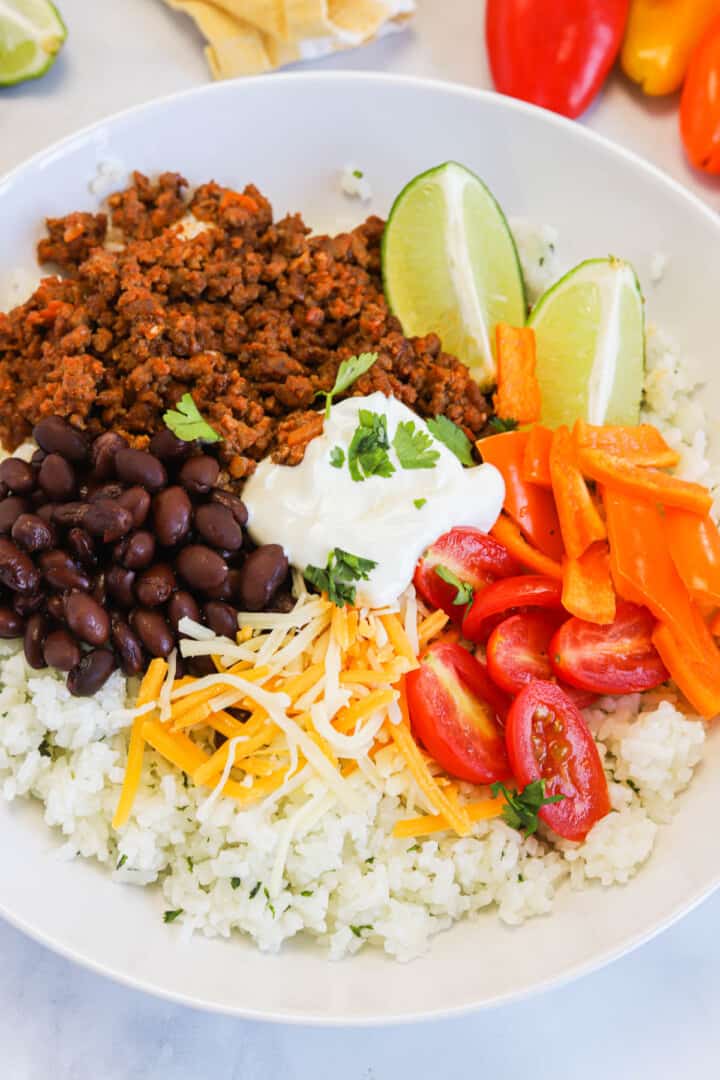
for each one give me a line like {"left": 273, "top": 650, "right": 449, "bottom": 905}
{"left": 434, "top": 564, "right": 474, "bottom": 606}
{"left": 392, "top": 420, "right": 440, "bottom": 470}
{"left": 316, "top": 352, "right": 378, "bottom": 418}
{"left": 352, "top": 168, "right": 364, "bottom": 179}
{"left": 627, "top": 778, "right": 640, "bottom": 794}
{"left": 329, "top": 445, "right": 345, "bottom": 469}
{"left": 263, "top": 886, "right": 276, "bottom": 916}
{"left": 249, "top": 881, "right": 262, "bottom": 899}
{"left": 186, "top": 856, "right": 194, "bottom": 872}
{"left": 350, "top": 924, "right": 373, "bottom": 938}
{"left": 163, "top": 393, "right": 221, "bottom": 443}
{"left": 413, "top": 498, "right": 427, "bottom": 510}
{"left": 408, "top": 843, "right": 421, "bottom": 853}
{"left": 348, "top": 409, "right": 395, "bottom": 481}
{"left": 163, "top": 909, "right": 183, "bottom": 924}
{"left": 426, "top": 415, "right": 474, "bottom": 466}
{"left": 365, "top": 856, "right": 375, "bottom": 865}
{"left": 487, "top": 416, "right": 518, "bottom": 434}
{"left": 490, "top": 779, "right": 564, "bottom": 836}
{"left": 116, "top": 854, "right": 127, "bottom": 870}
{"left": 304, "top": 547, "right": 377, "bottom": 607}
{"left": 38, "top": 736, "right": 52, "bottom": 758}
{"left": 231, "top": 876, "right": 241, "bottom": 889}
{"left": 300, "top": 889, "right": 313, "bottom": 897}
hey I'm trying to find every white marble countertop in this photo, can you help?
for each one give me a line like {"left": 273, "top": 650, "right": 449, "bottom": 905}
{"left": 2, "top": 1, "right": 720, "bottom": 1075}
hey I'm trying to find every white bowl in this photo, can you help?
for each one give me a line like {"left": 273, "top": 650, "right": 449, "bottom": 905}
{"left": 1, "top": 73, "right": 719, "bottom": 1025}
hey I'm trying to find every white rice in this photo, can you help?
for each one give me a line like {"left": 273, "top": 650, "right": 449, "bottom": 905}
{"left": 340, "top": 163, "right": 373, "bottom": 203}
{"left": 0, "top": 222, "right": 711, "bottom": 961}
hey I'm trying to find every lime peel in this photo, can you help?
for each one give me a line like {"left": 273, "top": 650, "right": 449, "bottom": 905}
{"left": 0, "top": 0, "right": 67, "bottom": 87}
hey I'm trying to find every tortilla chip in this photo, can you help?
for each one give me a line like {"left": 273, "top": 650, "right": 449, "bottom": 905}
{"left": 327, "top": 0, "right": 388, "bottom": 42}
{"left": 212, "top": 0, "right": 288, "bottom": 41}
{"left": 167, "top": 1, "right": 272, "bottom": 76}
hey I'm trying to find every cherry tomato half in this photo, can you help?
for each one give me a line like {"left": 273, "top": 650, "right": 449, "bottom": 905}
{"left": 462, "top": 574, "right": 563, "bottom": 643}
{"left": 506, "top": 680, "right": 611, "bottom": 841}
{"left": 487, "top": 611, "right": 596, "bottom": 708}
{"left": 406, "top": 641, "right": 510, "bottom": 784}
{"left": 550, "top": 601, "right": 668, "bottom": 695}
{"left": 413, "top": 526, "right": 521, "bottom": 621}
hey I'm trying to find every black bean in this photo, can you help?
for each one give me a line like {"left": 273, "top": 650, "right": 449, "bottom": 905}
{"left": 67, "top": 649, "right": 117, "bottom": 696}
{"left": 36, "top": 503, "right": 56, "bottom": 524}
{"left": 115, "top": 448, "right": 167, "bottom": 492}
{"left": 167, "top": 591, "right": 201, "bottom": 634}
{"left": 136, "top": 563, "right": 176, "bottom": 607}
{"left": 116, "top": 486, "right": 151, "bottom": 528}
{"left": 0, "top": 496, "right": 30, "bottom": 533}
{"left": 210, "top": 488, "right": 248, "bottom": 527}
{"left": 0, "top": 606, "right": 23, "bottom": 637}
{"left": 149, "top": 428, "right": 194, "bottom": 462}
{"left": 152, "top": 486, "right": 192, "bottom": 547}
{"left": 23, "top": 614, "right": 47, "bottom": 669}
{"left": 46, "top": 594, "right": 66, "bottom": 621}
{"left": 0, "top": 458, "right": 35, "bottom": 494}
{"left": 178, "top": 455, "right": 219, "bottom": 495}
{"left": 106, "top": 565, "right": 136, "bottom": 608}
{"left": 51, "top": 501, "right": 89, "bottom": 527}
{"left": 238, "top": 545, "right": 288, "bottom": 611}
{"left": 119, "top": 530, "right": 155, "bottom": 570}
{"left": 187, "top": 655, "right": 216, "bottom": 678}
{"left": 176, "top": 544, "right": 227, "bottom": 592}
{"left": 195, "top": 504, "right": 243, "bottom": 551}
{"left": 13, "top": 592, "right": 45, "bottom": 616}
{"left": 43, "top": 629, "right": 81, "bottom": 672}
{"left": 39, "top": 550, "right": 90, "bottom": 592}
{"left": 90, "top": 431, "right": 128, "bottom": 479}
{"left": 38, "top": 455, "right": 76, "bottom": 500}
{"left": 83, "top": 500, "right": 133, "bottom": 543}
{"left": 65, "top": 591, "right": 110, "bottom": 646}
{"left": 33, "top": 416, "right": 88, "bottom": 463}
{"left": 111, "top": 615, "right": 145, "bottom": 677}
{"left": 267, "top": 590, "right": 295, "bottom": 614}
{"left": 92, "top": 571, "right": 107, "bottom": 607}
{"left": 204, "top": 567, "right": 243, "bottom": 602}
{"left": 204, "top": 601, "right": 239, "bottom": 639}
{"left": 0, "top": 537, "right": 40, "bottom": 593}
{"left": 88, "top": 481, "right": 125, "bottom": 503}
{"left": 30, "top": 449, "right": 46, "bottom": 467}
{"left": 131, "top": 609, "right": 174, "bottom": 658}
{"left": 11, "top": 513, "right": 55, "bottom": 552}
{"left": 67, "top": 527, "right": 96, "bottom": 568}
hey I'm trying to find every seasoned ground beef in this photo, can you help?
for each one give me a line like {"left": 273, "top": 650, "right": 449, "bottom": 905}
{"left": 0, "top": 171, "right": 491, "bottom": 478}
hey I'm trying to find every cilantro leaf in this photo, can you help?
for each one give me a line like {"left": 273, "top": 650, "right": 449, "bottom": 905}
{"left": 413, "top": 498, "right": 427, "bottom": 510}
{"left": 434, "top": 564, "right": 474, "bottom": 606}
{"left": 329, "top": 445, "right": 345, "bottom": 468}
{"left": 348, "top": 410, "right": 395, "bottom": 482}
{"left": 249, "top": 881, "right": 262, "bottom": 899}
{"left": 350, "top": 924, "right": 373, "bottom": 938}
{"left": 304, "top": 547, "right": 377, "bottom": 608}
{"left": 163, "top": 393, "right": 222, "bottom": 443}
{"left": 426, "top": 415, "right": 474, "bottom": 466}
{"left": 231, "top": 876, "right": 241, "bottom": 889}
{"left": 393, "top": 420, "right": 440, "bottom": 470}
{"left": 487, "top": 416, "right": 519, "bottom": 434}
{"left": 163, "top": 909, "right": 184, "bottom": 924}
{"left": 116, "top": 854, "right": 127, "bottom": 870}
{"left": 352, "top": 168, "right": 364, "bottom": 179}
{"left": 317, "top": 352, "right": 379, "bottom": 418}
{"left": 300, "top": 889, "right": 313, "bottom": 897}
{"left": 490, "top": 779, "right": 564, "bottom": 836}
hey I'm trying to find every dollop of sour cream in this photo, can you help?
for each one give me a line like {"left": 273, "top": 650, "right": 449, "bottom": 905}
{"left": 243, "top": 393, "right": 505, "bottom": 607}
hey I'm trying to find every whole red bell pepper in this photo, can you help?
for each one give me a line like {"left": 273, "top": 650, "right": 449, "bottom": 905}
{"left": 680, "top": 14, "right": 720, "bottom": 174}
{"left": 486, "top": 0, "right": 630, "bottom": 119}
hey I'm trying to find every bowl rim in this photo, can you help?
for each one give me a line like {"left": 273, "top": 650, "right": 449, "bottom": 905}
{"left": 1, "top": 69, "right": 720, "bottom": 1025}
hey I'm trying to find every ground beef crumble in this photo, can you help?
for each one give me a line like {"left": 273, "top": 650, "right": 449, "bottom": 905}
{"left": 0, "top": 171, "right": 491, "bottom": 479}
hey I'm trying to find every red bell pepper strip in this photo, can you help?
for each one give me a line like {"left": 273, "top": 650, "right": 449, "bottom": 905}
{"left": 681, "top": 14, "right": 720, "bottom": 174}
{"left": 485, "top": 0, "right": 630, "bottom": 119}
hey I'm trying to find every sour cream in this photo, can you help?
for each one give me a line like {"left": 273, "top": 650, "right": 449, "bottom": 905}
{"left": 243, "top": 393, "right": 504, "bottom": 607}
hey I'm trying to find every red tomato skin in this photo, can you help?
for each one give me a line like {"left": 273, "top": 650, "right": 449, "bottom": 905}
{"left": 486, "top": 0, "right": 629, "bottom": 119}
{"left": 550, "top": 602, "right": 668, "bottom": 695}
{"left": 506, "top": 680, "right": 611, "bottom": 841}
{"left": 406, "top": 641, "right": 510, "bottom": 784}
{"left": 413, "top": 527, "right": 521, "bottom": 621}
{"left": 462, "top": 575, "right": 563, "bottom": 643}
{"left": 680, "top": 15, "right": 720, "bottom": 175}
{"left": 486, "top": 611, "right": 596, "bottom": 706}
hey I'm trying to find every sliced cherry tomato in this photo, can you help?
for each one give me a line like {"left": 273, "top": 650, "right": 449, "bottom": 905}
{"left": 413, "top": 526, "right": 521, "bottom": 621}
{"left": 550, "top": 601, "right": 668, "bottom": 695}
{"left": 462, "top": 574, "right": 563, "bottom": 643}
{"left": 506, "top": 680, "right": 611, "bottom": 841}
{"left": 487, "top": 611, "right": 596, "bottom": 707}
{"left": 406, "top": 641, "right": 510, "bottom": 784}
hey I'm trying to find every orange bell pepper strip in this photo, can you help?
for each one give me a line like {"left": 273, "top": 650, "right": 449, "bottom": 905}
{"left": 572, "top": 420, "right": 680, "bottom": 469}
{"left": 711, "top": 610, "right": 720, "bottom": 637}
{"left": 665, "top": 509, "right": 720, "bottom": 606}
{"left": 562, "top": 542, "right": 616, "bottom": 625}
{"left": 578, "top": 447, "right": 713, "bottom": 517}
{"left": 621, "top": 0, "right": 719, "bottom": 97}
{"left": 493, "top": 323, "right": 542, "bottom": 425}
{"left": 550, "top": 426, "right": 606, "bottom": 560}
{"left": 479, "top": 431, "right": 564, "bottom": 560}
{"left": 490, "top": 514, "right": 563, "bottom": 580}
{"left": 522, "top": 424, "right": 553, "bottom": 487}
{"left": 652, "top": 622, "right": 720, "bottom": 718}
{"left": 604, "top": 488, "right": 709, "bottom": 661}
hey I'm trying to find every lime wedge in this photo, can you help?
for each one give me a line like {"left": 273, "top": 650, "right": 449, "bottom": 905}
{"left": 0, "top": 0, "right": 66, "bottom": 86}
{"left": 528, "top": 257, "right": 645, "bottom": 428}
{"left": 382, "top": 162, "right": 526, "bottom": 389}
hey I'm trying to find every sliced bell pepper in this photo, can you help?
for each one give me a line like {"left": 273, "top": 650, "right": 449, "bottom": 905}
{"left": 490, "top": 514, "right": 563, "bottom": 580}
{"left": 523, "top": 424, "right": 553, "bottom": 488}
{"left": 711, "top": 610, "right": 720, "bottom": 637}
{"left": 621, "top": 0, "right": 719, "bottom": 96}
{"left": 572, "top": 419, "right": 680, "bottom": 468}
{"left": 493, "top": 323, "right": 542, "bottom": 425}
{"left": 578, "top": 447, "right": 713, "bottom": 516}
{"left": 652, "top": 621, "right": 720, "bottom": 718}
{"left": 665, "top": 508, "right": 720, "bottom": 606}
{"left": 479, "top": 431, "right": 564, "bottom": 560}
{"left": 550, "top": 426, "right": 606, "bottom": 560}
{"left": 681, "top": 14, "right": 720, "bottom": 174}
{"left": 562, "top": 542, "right": 616, "bottom": 625}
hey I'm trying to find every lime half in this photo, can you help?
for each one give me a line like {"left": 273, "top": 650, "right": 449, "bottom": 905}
{"left": 528, "top": 257, "right": 645, "bottom": 428}
{"left": 0, "top": 0, "right": 66, "bottom": 86}
{"left": 382, "top": 162, "right": 526, "bottom": 390}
